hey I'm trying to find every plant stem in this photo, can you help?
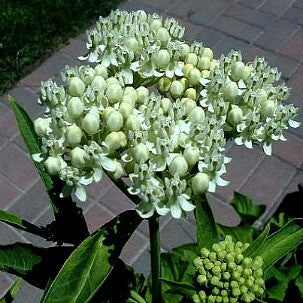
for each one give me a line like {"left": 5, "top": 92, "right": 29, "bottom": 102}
{"left": 129, "top": 290, "right": 147, "bottom": 303}
{"left": 149, "top": 215, "right": 161, "bottom": 303}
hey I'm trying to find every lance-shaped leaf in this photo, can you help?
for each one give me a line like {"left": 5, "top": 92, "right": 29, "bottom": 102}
{"left": 0, "top": 278, "right": 22, "bottom": 303}
{"left": 195, "top": 194, "right": 219, "bottom": 250}
{"left": 0, "top": 209, "right": 48, "bottom": 238}
{"left": 0, "top": 243, "right": 73, "bottom": 289}
{"left": 41, "top": 210, "right": 142, "bottom": 303}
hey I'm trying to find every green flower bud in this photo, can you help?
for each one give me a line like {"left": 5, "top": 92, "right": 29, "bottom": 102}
{"left": 91, "top": 75, "right": 106, "bottom": 91}
{"left": 260, "top": 100, "right": 275, "bottom": 117}
{"left": 44, "top": 156, "right": 61, "bottom": 175}
{"left": 182, "top": 98, "right": 196, "bottom": 115}
{"left": 221, "top": 290, "right": 228, "bottom": 297}
{"left": 217, "top": 251, "right": 226, "bottom": 261}
{"left": 180, "top": 77, "right": 188, "bottom": 90}
{"left": 179, "top": 43, "right": 190, "bottom": 59}
{"left": 191, "top": 172, "right": 209, "bottom": 193}
{"left": 185, "top": 52, "right": 198, "bottom": 66}
{"left": 106, "top": 110, "right": 123, "bottom": 132}
{"left": 220, "top": 263, "right": 227, "bottom": 272}
{"left": 210, "top": 59, "right": 218, "bottom": 71}
{"left": 66, "top": 124, "right": 83, "bottom": 147}
{"left": 228, "top": 262, "right": 236, "bottom": 271}
{"left": 112, "top": 160, "right": 125, "bottom": 179}
{"left": 170, "top": 80, "right": 184, "bottom": 98}
{"left": 252, "top": 284, "right": 259, "bottom": 293}
{"left": 156, "top": 27, "right": 170, "bottom": 45}
{"left": 188, "top": 107, "right": 205, "bottom": 123}
{"left": 212, "top": 266, "right": 221, "bottom": 276}
{"left": 238, "top": 277, "right": 246, "bottom": 285}
{"left": 67, "top": 97, "right": 85, "bottom": 119}
{"left": 155, "top": 49, "right": 170, "bottom": 69}
{"left": 223, "top": 82, "right": 238, "bottom": 101}
{"left": 194, "top": 257, "right": 203, "bottom": 267}
{"left": 232, "top": 288, "right": 241, "bottom": 297}
{"left": 235, "top": 254, "right": 244, "bottom": 264}
{"left": 257, "top": 89, "right": 267, "bottom": 103}
{"left": 202, "top": 47, "right": 213, "bottom": 60}
{"left": 199, "top": 290, "right": 206, "bottom": 300}
{"left": 95, "top": 65, "right": 108, "bottom": 79}
{"left": 242, "top": 66, "right": 251, "bottom": 80}
{"left": 197, "top": 274, "right": 207, "bottom": 285}
{"left": 242, "top": 258, "right": 252, "bottom": 268}
{"left": 106, "top": 77, "right": 120, "bottom": 86}
{"left": 197, "top": 57, "right": 211, "bottom": 71}
{"left": 71, "top": 147, "right": 88, "bottom": 167}
{"left": 161, "top": 97, "right": 171, "bottom": 114}
{"left": 158, "top": 77, "right": 171, "bottom": 93}
{"left": 228, "top": 106, "right": 243, "bottom": 126}
{"left": 188, "top": 68, "right": 201, "bottom": 86}
{"left": 232, "top": 271, "right": 241, "bottom": 280}
{"left": 79, "top": 66, "right": 96, "bottom": 84}
{"left": 150, "top": 18, "right": 162, "bottom": 31}
{"left": 122, "top": 94, "right": 135, "bottom": 107}
{"left": 81, "top": 112, "right": 100, "bottom": 135}
{"left": 105, "top": 132, "right": 121, "bottom": 152}
{"left": 255, "top": 278, "right": 264, "bottom": 287}
{"left": 209, "top": 252, "right": 217, "bottom": 262}
{"left": 34, "top": 117, "right": 48, "bottom": 137}
{"left": 119, "top": 102, "right": 133, "bottom": 119}
{"left": 253, "top": 256, "right": 263, "bottom": 269}
{"left": 192, "top": 294, "right": 201, "bottom": 303}
{"left": 126, "top": 37, "right": 139, "bottom": 52}
{"left": 240, "top": 285, "right": 248, "bottom": 294}
{"left": 106, "top": 83, "right": 123, "bottom": 104}
{"left": 216, "top": 296, "right": 223, "bottom": 303}
{"left": 208, "top": 295, "right": 216, "bottom": 303}
{"left": 201, "top": 248, "right": 210, "bottom": 257}
{"left": 67, "top": 77, "right": 86, "bottom": 97}
{"left": 254, "top": 269, "right": 263, "bottom": 278}
{"left": 222, "top": 272, "right": 231, "bottom": 280}
{"left": 102, "top": 107, "right": 115, "bottom": 121}
{"left": 231, "top": 61, "right": 245, "bottom": 81}
{"left": 133, "top": 143, "right": 149, "bottom": 163}
{"left": 243, "top": 268, "right": 252, "bottom": 277}
{"left": 211, "top": 277, "right": 220, "bottom": 286}
{"left": 222, "top": 297, "right": 229, "bottom": 303}
{"left": 184, "top": 87, "right": 197, "bottom": 100}
{"left": 201, "top": 70, "right": 210, "bottom": 79}
{"left": 212, "top": 288, "right": 220, "bottom": 295}
{"left": 246, "top": 279, "right": 254, "bottom": 288}
{"left": 136, "top": 86, "right": 149, "bottom": 103}
{"left": 126, "top": 114, "right": 141, "bottom": 131}
{"left": 182, "top": 63, "right": 194, "bottom": 77}
{"left": 117, "top": 131, "right": 127, "bottom": 148}
{"left": 169, "top": 155, "right": 188, "bottom": 176}
{"left": 184, "top": 147, "right": 199, "bottom": 167}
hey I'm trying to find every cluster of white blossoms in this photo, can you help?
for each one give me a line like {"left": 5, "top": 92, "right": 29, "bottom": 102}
{"left": 32, "top": 9, "right": 300, "bottom": 219}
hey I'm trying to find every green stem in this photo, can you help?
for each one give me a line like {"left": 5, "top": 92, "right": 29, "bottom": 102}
{"left": 129, "top": 290, "right": 147, "bottom": 303}
{"left": 149, "top": 215, "right": 161, "bottom": 303}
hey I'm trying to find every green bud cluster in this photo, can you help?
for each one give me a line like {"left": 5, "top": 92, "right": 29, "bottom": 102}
{"left": 192, "top": 236, "right": 265, "bottom": 303}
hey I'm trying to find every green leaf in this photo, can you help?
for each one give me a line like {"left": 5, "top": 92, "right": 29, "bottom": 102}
{"left": 0, "top": 278, "right": 22, "bottom": 303}
{"left": 160, "top": 278, "right": 195, "bottom": 297}
{"left": 295, "top": 271, "right": 303, "bottom": 298}
{"left": 257, "top": 219, "right": 303, "bottom": 271}
{"left": 7, "top": 95, "right": 53, "bottom": 190}
{"left": 0, "top": 243, "right": 73, "bottom": 289}
{"left": 0, "top": 209, "right": 47, "bottom": 238}
{"left": 217, "top": 224, "right": 254, "bottom": 243}
{"left": 244, "top": 223, "right": 270, "bottom": 257}
{"left": 172, "top": 243, "right": 199, "bottom": 262}
{"left": 195, "top": 194, "right": 219, "bottom": 250}
{"left": 232, "top": 192, "right": 266, "bottom": 224}
{"left": 41, "top": 210, "right": 142, "bottom": 303}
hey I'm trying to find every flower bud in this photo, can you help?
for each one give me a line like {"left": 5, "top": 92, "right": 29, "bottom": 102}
{"left": 122, "top": 94, "right": 135, "bottom": 107}
{"left": 67, "top": 97, "right": 85, "bottom": 119}
{"left": 182, "top": 63, "right": 194, "bottom": 77}
{"left": 197, "top": 57, "right": 211, "bottom": 70}
{"left": 102, "top": 107, "right": 115, "bottom": 121}
{"left": 179, "top": 43, "right": 190, "bottom": 59}
{"left": 223, "top": 82, "right": 238, "bottom": 101}
{"left": 34, "top": 118, "right": 48, "bottom": 137}
{"left": 155, "top": 49, "right": 170, "bottom": 69}
{"left": 260, "top": 100, "right": 275, "bottom": 117}
{"left": 185, "top": 52, "right": 198, "bottom": 66}
{"left": 81, "top": 112, "right": 100, "bottom": 135}
{"left": 231, "top": 61, "right": 246, "bottom": 81}
{"left": 161, "top": 98, "right": 171, "bottom": 114}
{"left": 133, "top": 143, "right": 149, "bottom": 163}
{"left": 71, "top": 147, "right": 88, "bottom": 167}
{"left": 192, "top": 294, "right": 200, "bottom": 303}
{"left": 170, "top": 80, "right": 184, "bottom": 98}
{"left": 201, "top": 70, "right": 210, "bottom": 78}
{"left": 79, "top": 66, "right": 96, "bottom": 84}
{"left": 182, "top": 98, "right": 196, "bottom": 115}
{"left": 106, "top": 77, "right": 120, "bottom": 86}
{"left": 66, "top": 124, "right": 83, "bottom": 147}
{"left": 106, "top": 110, "right": 123, "bottom": 132}
{"left": 44, "top": 156, "right": 61, "bottom": 175}
{"left": 150, "top": 18, "right": 162, "bottom": 31}
{"left": 257, "top": 89, "right": 267, "bottom": 103}
{"left": 91, "top": 76, "right": 106, "bottom": 91}
{"left": 197, "top": 275, "right": 207, "bottom": 285}
{"left": 158, "top": 77, "right": 171, "bottom": 93}
{"left": 202, "top": 47, "right": 213, "bottom": 60}
{"left": 180, "top": 77, "right": 188, "bottom": 90}
{"left": 126, "top": 114, "right": 141, "bottom": 131}
{"left": 184, "top": 147, "right": 199, "bottom": 167}
{"left": 187, "top": 68, "right": 201, "bottom": 86}
{"left": 185, "top": 88, "right": 197, "bottom": 100}
{"left": 106, "top": 83, "right": 123, "bottom": 104}
{"left": 188, "top": 107, "right": 205, "bottom": 123}
{"left": 242, "top": 65, "right": 251, "bottom": 80}
{"left": 228, "top": 106, "right": 243, "bottom": 125}
{"left": 156, "top": 27, "right": 170, "bottom": 45}
{"left": 67, "top": 77, "right": 86, "bottom": 97}
{"left": 112, "top": 161, "right": 125, "bottom": 179}
{"left": 136, "top": 86, "right": 149, "bottom": 103}
{"left": 105, "top": 132, "right": 121, "bottom": 152}
{"left": 124, "top": 87, "right": 138, "bottom": 102}
{"left": 119, "top": 101, "right": 133, "bottom": 119}
{"left": 210, "top": 59, "right": 218, "bottom": 70}
{"left": 192, "top": 172, "right": 209, "bottom": 193}
{"left": 126, "top": 37, "right": 139, "bottom": 52}
{"left": 117, "top": 131, "right": 127, "bottom": 148}
{"left": 95, "top": 65, "right": 108, "bottom": 79}
{"left": 169, "top": 155, "right": 188, "bottom": 176}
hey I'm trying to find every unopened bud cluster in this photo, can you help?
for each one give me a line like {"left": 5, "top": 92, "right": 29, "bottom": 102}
{"left": 193, "top": 236, "right": 265, "bottom": 303}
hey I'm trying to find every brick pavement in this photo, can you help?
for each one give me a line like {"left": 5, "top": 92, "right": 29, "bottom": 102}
{"left": 1, "top": 0, "right": 303, "bottom": 300}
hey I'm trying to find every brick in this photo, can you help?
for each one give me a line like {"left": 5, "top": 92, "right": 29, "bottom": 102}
{"left": 86, "top": 174, "right": 114, "bottom": 201}
{"left": 272, "top": 132, "right": 303, "bottom": 167}
{"left": 132, "top": 246, "right": 151, "bottom": 277}
{"left": 0, "top": 103, "right": 19, "bottom": 140}
{"left": 287, "top": 108, "right": 303, "bottom": 138}
{"left": 168, "top": 0, "right": 201, "bottom": 20}
{"left": 238, "top": 0, "right": 266, "bottom": 9}
{"left": 282, "top": 6, "right": 303, "bottom": 26}
{"left": 132, "top": 0, "right": 182, "bottom": 13}
{"left": 14, "top": 281, "right": 43, "bottom": 303}
{"left": 121, "top": 231, "right": 148, "bottom": 264}
{"left": 176, "top": 20, "right": 204, "bottom": 43}
{"left": 0, "top": 224, "right": 24, "bottom": 244}
{"left": 293, "top": 0, "right": 303, "bottom": 9}
{"left": 0, "top": 274, "right": 12, "bottom": 298}
{"left": 0, "top": 143, "right": 39, "bottom": 190}
{"left": 0, "top": 133, "right": 6, "bottom": 150}
{"left": 225, "top": 4, "right": 277, "bottom": 28}
{"left": 8, "top": 180, "right": 49, "bottom": 221}
{"left": 240, "top": 156, "right": 296, "bottom": 207}
{"left": 216, "top": 144, "right": 264, "bottom": 202}
{"left": 0, "top": 175, "right": 23, "bottom": 209}
{"left": 243, "top": 46, "right": 299, "bottom": 79}
{"left": 254, "top": 19, "right": 299, "bottom": 52}
{"left": 279, "top": 29, "right": 303, "bottom": 62}
{"left": 288, "top": 65, "right": 303, "bottom": 97}
{"left": 259, "top": 0, "right": 296, "bottom": 16}
{"left": 210, "top": 15, "right": 262, "bottom": 43}
{"left": 161, "top": 218, "right": 196, "bottom": 251}
{"left": 118, "top": 0, "right": 164, "bottom": 15}
{"left": 215, "top": 36, "right": 250, "bottom": 57}
{"left": 137, "top": 215, "right": 172, "bottom": 236}
{"left": 61, "top": 36, "right": 88, "bottom": 59}
{"left": 188, "top": 0, "right": 231, "bottom": 26}
{"left": 85, "top": 202, "right": 113, "bottom": 233}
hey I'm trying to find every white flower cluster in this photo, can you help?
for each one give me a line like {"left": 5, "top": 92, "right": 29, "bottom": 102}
{"left": 32, "top": 9, "right": 300, "bottom": 219}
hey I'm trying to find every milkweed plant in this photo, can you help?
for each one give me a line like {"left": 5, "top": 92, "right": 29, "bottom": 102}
{"left": 1, "top": 10, "right": 303, "bottom": 303}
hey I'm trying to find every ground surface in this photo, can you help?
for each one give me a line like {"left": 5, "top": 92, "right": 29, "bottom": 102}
{"left": 0, "top": 0, "right": 303, "bottom": 301}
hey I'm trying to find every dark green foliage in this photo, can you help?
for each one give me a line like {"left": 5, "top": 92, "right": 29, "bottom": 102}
{"left": 0, "top": 0, "right": 120, "bottom": 94}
